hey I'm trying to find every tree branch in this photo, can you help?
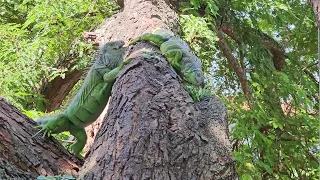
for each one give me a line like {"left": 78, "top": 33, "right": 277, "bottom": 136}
{"left": 0, "top": 98, "right": 82, "bottom": 178}
{"left": 303, "top": 69, "right": 319, "bottom": 85}
{"left": 308, "top": 0, "right": 320, "bottom": 28}
{"left": 41, "top": 70, "right": 84, "bottom": 112}
{"left": 220, "top": 21, "right": 286, "bottom": 71}
{"left": 215, "top": 26, "right": 253, "bottom": 104}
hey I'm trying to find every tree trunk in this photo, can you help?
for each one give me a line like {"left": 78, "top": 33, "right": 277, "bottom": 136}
{"left": 0, "top": 0, "right": 238, "bottom": 179}
{"left": 309, "top": 0, "right": 320, "bottom": 28}
{"left": 0, "top": 97, "right": 82, "bottom": 179}
{"left": 79, "top": 48, "right": 238, "bottom": 179}
{"left": 41, "top": 69, "right": 84, "bottom": 112}
{"left": 82, "top": 0, "right": 180, "bottom": 156}
{"left": 79, "top": 0, "right": 237, "bottom": 179}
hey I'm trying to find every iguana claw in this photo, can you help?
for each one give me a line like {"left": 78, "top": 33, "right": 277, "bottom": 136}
{"left": 32, "top": 124, "right": 52, "bottom": 138}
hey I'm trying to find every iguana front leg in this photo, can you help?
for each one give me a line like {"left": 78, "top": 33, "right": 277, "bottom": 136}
{"left": 182, "top": 69, "right": 205, "bottom": 88}
{"left": 103, "top": 58, "right": 132, "bottom": 82}
{"left": 165, "top": 49, "right": 205, "bottom": 87}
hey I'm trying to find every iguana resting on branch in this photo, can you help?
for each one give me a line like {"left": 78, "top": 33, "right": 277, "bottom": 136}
{"left": 129, "top": 28, "right": 205, "bottom": 88}
{"left": 34, "top": 41, "right": 130, "bottom": 157}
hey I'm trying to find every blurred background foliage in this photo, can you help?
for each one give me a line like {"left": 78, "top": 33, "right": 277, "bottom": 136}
{"left": 0, "top": 0, "right": 117, "bottom": 112}
{"left": 0, "top": 0, "right": 318, "bottom": 179}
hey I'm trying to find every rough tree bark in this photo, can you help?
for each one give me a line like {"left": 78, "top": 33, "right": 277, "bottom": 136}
{"left": 79, "top": 0, "right": 237, "bottom": 179}
{"left": 79, "top": 47, "right": 237, "bottom": 179}
{"left": 0, "top": 97, "right": 82, "bottom": 179}
{"left": 309, "top": 0, "right": 320, "bottom": 28}
{"left": 82, "top": 0, "right": 179, "bottom": 155}
{"left": 0, "top": 0, "right": 238, "bottom": 179}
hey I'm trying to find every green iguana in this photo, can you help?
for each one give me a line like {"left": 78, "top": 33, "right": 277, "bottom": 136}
{"left": 129, "top": 28, "right": 205, "bottom": 88}
{"left": 34, "top": 40, "right": 130, "bottom": 157}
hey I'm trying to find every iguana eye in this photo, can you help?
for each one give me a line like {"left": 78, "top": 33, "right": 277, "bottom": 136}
{"left": 107, "top": 43, "right": 117, "bottom": 50}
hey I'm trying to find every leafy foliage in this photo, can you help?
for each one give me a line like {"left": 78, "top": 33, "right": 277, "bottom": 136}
{"left": 180, "top": 0, "right": 319, "bottom": 179}
{"left": 0, "top": 0, "right": 117, "bottom": 111}
{"left": 0, "top": 0, "right": 117, "bottom": 156}
{"left": 180, "top": 14, "right": 218, "bottom": 71}
{"left": 0, "top": 0, "right": 318, "bottom": 179}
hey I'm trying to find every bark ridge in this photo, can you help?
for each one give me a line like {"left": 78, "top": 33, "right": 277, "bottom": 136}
{"left": 0, "top": 98, "right": 82, "bottom": 179}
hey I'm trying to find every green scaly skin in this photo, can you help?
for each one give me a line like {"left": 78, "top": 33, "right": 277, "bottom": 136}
{"left": 34, "top": 41, "right": 131, "bottom": 157}
{"left": 129, "top": 29, "right": 205, "bottom": 87}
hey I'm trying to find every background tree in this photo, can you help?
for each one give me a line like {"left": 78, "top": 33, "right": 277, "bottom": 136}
{"left": 309, "top": 0, "right": 320, "bottom": 27}
{"left": 0, "top": 0, "right": 318, "bottom": 179}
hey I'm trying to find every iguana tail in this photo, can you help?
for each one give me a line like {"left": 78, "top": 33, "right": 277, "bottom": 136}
{"left": 129, "top": 33, "right": 167, "bottom": 47}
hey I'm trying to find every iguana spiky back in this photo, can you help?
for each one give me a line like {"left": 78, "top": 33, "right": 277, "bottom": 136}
{"left": 66, "top": 41, "right": 126, "bottom": 127}
{"left": 129, "top": 29, "right": 205, "bottom": 87}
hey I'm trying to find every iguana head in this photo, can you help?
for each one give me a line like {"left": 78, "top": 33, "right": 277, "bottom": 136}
{"left": 101, "top": 40, "right": 125, "bottom": 52}
{"left": 183, "top": 70, "right": 205, "bottom": 87}
{"left": 96, "top": 40, "right": 125, "bottom": 68}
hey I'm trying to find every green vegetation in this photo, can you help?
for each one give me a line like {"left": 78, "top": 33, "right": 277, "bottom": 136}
{"left": 180, "top": 0, "right": 319, "bottom": 179}
{"left": 0, "top": 0, "right": 117, "bottom": 111}
{"left": 0, "top": 0, "right": 318, "bottom": 179}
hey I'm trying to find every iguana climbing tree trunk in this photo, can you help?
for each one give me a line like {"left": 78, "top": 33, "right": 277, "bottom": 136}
{"left": 79, "top": 50, "right": 237, "bottom": 179}
{"left": 79, "top": 0, "right": 237, "bottom": 179}
{"left": 0, "top": 0, "right": 237, "bottom": 179}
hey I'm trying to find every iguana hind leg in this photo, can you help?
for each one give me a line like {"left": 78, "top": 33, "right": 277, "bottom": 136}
{"left": 34, "top": 113, "right": 71, "bottom": 138}
{"left": 163, "top": 49, "right": 182, "bottom": 70}
{"left": 70, "top": 127, "right": 87, "bottom": 158}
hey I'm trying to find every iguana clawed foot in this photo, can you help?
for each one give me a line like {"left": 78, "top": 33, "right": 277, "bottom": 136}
{"left": 32, "top": 113, "right": 71, "bottom": 138}
{"left": 32, "top": 125, "right": 53, "bottom": 139}
{"left": 103, "top": 58, "right": 132, "bottom": 82}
